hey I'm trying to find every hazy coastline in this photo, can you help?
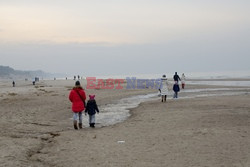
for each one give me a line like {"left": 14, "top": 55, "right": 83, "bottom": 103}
{"left": 1, "top": 0, "right": 249, "bottom": 166}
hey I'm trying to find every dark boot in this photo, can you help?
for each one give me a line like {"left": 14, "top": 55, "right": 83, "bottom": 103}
{"left": 90, "top": 123, "right": 95, "bottom": 128}
{"left": 74, "top": 121, "right": 78, "bottom": 130}
{"left": 79, "top": 123, "right": 82, "bottom": 129}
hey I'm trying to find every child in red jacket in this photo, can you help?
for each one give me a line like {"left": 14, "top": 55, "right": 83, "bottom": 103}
{"left": 69, "top": 81, "right": 86, "bottom": 130}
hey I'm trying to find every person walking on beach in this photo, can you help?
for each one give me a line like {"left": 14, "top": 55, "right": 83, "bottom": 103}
{"left": 12, "top": 81, "right": 15, "bottom": 87}
{"left": 85, "top": 95, "right": 99, "bottom": 128}
{"left": 69, "top": 81, "right": 86, "bottom": 130}
{"left": 181, "top": 73, "right": 186, "bottom": 89}
{"left": 159, "top": 75, "right": 169, "bottom": 102}
{"left": 173, "top": 81, "right": 180, "bottom": 98}
{"left": 173, "top": 72, "right": 181, "bottom": 83}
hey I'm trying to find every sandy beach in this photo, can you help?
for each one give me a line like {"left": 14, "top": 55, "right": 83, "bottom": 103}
{"left": 0, "top": 79, "right": 249, "bottom": 167}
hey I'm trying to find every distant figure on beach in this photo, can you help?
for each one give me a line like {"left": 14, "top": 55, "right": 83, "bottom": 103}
{"left": 12, "top": 81, "right": 15, "bottom": 87}
{"left": 32, "top": 81, "right": 35, "bottom": 85}
{"left": 159, "top": 75, "right": 169, "bottom": 102}
{"left": 173, "top": 81, "right": 180, "bottom": 98}
{"left": 78, "top": 75, "right": 80, "bottom": 80}
{"left": 35, "top": 77, "right": 39, "bottom": 82}
{"left": 85, "top": 95, "right": 99, "bottom": 128}
{"left": 69, "top": 81, "right": 86, "bottom": 130}
{"left": 173, "top": 72, "right": 181, "bottom": 83}
{"left": 74, "top": 76, "right": 76, "bottom": 80}
{"left": 181, "top": 73, "right": 186, "bottom": 89}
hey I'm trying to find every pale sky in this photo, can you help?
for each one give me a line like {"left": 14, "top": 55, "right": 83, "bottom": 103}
{"left": 0, "top": 0, "right": 249, "bottom": 76}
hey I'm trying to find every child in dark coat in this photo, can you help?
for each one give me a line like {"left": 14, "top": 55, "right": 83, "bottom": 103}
{"left": 85, "top": 95, "right": 99, "bottom": 128}
{"left": 173, "top": 81, "right": 180, "bottom": 98}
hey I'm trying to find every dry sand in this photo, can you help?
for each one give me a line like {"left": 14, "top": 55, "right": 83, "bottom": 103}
{"left": 0, "top": 79, "right": 249, "bottom": 167}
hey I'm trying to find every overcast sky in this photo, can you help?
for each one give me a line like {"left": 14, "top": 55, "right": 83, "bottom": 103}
{"left": 0, "top": 0, "right": 249, "bottom": 76}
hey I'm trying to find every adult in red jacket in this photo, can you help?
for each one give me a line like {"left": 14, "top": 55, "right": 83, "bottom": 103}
{"left": 69, "top": 81, "right": 86, "bottom": 130}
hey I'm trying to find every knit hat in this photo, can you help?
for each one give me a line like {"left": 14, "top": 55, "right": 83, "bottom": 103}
{"left": 75, "top": 81, "right": 80, "bottom": 86}
{"left": 89, "top": 95, "right": 95, "bottom": 100}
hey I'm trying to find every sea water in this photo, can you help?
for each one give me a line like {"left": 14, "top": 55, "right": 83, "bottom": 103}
{"left": 90, "top": 93, "right": 157, "bottom": 127}
{"left": 93, "top": 70, "right": 250, "bottom": 80}
{"left": 79, "top": 71, "right": 250, "bottom": 127}
{"left": 187, "top": 80, "right": 250, "bottom": 87}
{"left": 81, "top": 82, "right": 250, "bottom": 127}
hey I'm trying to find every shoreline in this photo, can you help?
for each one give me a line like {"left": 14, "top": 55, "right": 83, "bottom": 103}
{"left": 0, "top": 79, "right": 250, "bottom": 166}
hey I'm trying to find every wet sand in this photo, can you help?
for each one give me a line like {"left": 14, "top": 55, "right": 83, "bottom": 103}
{"left": 0, "top": 79, "right": 249, "bottom": 166}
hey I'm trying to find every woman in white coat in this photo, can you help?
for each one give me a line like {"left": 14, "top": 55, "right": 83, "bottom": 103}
{"left": 181, "top": 73, "right": 186, "bottom": 89}
{"left": 159, "top": 75, "right": 169, "bottom": 102}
